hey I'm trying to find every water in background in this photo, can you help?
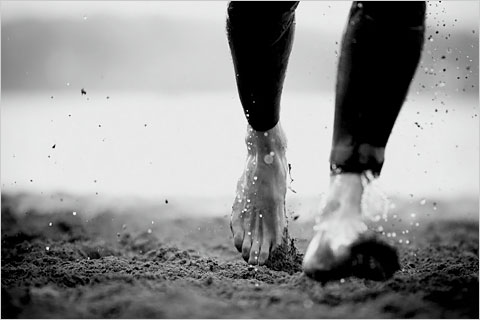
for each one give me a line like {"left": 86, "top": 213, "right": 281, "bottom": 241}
{"left": 2, "top": 92, "right": 478, "bottom": 199}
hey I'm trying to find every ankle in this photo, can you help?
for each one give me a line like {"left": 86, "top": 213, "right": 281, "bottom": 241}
{"left": 245, "top": 123, "right": 287, "bottom": 155}
{"left": 327, "top": 173, "right": 364, "bottom": 206}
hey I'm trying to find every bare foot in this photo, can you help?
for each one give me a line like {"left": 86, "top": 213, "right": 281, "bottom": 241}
{"left": 231, "top": 123, "right": 288, "bottom": 265}
{"left": 303, "top": 173, "right": 400, "bottom": 281}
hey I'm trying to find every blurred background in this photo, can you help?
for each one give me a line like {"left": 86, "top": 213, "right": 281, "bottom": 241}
{"left": 1, "top": 1, "right": 478, "bottom": 219}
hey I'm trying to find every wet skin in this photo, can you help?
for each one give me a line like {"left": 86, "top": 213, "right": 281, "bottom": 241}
{"left": 231, "top": 124, "right": 288, "bottom": 265}
{"left": 231, "top": 132, "right": 400, "bottom": 279}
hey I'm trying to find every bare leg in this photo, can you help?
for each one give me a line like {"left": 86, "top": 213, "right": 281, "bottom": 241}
{"left": 226, "top": 1, "right": 298, "bottom": 265}
{"left": 303, "top": 1, "right": 426, "bottom": 281}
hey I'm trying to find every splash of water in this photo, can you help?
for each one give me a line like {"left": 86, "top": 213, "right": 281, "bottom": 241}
{"left": 360, "top": 171, "right": 390, "bottom": 222}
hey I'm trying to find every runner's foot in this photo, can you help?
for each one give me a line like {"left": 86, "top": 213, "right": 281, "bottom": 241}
{"left": 303, "top": 173, "right": 400, "bottom": 281}
{"left": 231, "top": 123, "right": 288, "bottom": 265}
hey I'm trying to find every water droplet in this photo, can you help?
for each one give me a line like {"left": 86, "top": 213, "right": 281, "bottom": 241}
{"left": 264, "top": 132, "right": 268, "bottom": 137}
{"left": 48, "top": 222, "right": 52, "bottom": 227}
{"left": 147, "top": 229, "right": 152, "bottom": 234}
{"left": 259, "top": 214, "right": 263, "bottom": 218}
{"left": 377, "top": 225, "right": 384, "bottom": 232}
{"left": 46, "top": 246, "right": 50, "bottom": 251}
{"left": 253, "top": 176, "right": 258, "bottom": 181}
{"left": 264, "top": 154, "right": 274, "bottom": 164}
{"left": 247, "top": 199, "right": 251, "bottom": 203}
{"left": 392, "top": 232, "right": 397, "bottom": 237}
{"left": 247, "top": 231, "right": 252, "bottom": 236}
{"left": 340, "top": 278, "right": 345, "bottom": 283}
{"left": 269, "top": 151, "right": 275, "bottom": 156}
{"left": 406, "top": 240, "right": 410, "bottom": 244}
{"left": 66, "top": 82, "right": 70, "bottom": 86}
{"left": 420, "top": 199, "right": 426, "bottom": 205}
{"left": 151, "top": 221, "right": 155, "bottom": 225}
{"left": 83, "top": 15, "right": 88, "bottom": 20}
{"left": 415, "top": 222, "right": 420, "bottom": 227}
{"left": 72, "top": 211, "right": 77, "bottom": 216}
{"left": 410, "top": 213, "right": 416, "bottom": 218}
{"left": 399, "top": 239, "right": 403, "bottom": 243}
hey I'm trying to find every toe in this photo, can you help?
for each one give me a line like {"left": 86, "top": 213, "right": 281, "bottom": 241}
{"left": 258, "top": 229, "right": 272, "bottom": 265}
{"left": 231, "top": 214, "right": 245, "bottom": 252}
{"left": 258, "top": 221, "right": 275, "bottom": 265}
{"left": 248, "top": 240, "right": 261, "bottom": 265}
{"left": 241, "top": 234, "right": 252, "bottom": 262}
{"left": 257, "top": 249, "right": 269, "bottom": 266}
{"left": 257, "top": 234, "right": 272, "bottom": 265}
{"left": 233, "top": 231, "right": 244, "bottom": 252}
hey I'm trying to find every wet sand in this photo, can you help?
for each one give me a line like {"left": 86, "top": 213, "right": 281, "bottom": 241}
{"left": 1, "top": 193, "right": 478, "bottom": 318}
